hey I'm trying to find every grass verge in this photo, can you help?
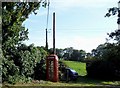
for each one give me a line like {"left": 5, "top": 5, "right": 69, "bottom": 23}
{"left": 62, "top": 60, "right": 87, "bottom": 76}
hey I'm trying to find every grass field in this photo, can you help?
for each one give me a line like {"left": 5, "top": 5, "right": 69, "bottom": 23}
{"left": 62, "top": 60, "right": 87, "bottom": 76}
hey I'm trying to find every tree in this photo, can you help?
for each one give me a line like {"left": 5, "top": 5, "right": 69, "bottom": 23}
{"left": 79, "top": 50, "right": 86, "bottom": 60}
{"left": 108, "top": 29, "right": 120, "bottom": 44}
{"left": 105, "top": 1, "right": 120, "bottom": 75}
{"left": 70, "top": 49, "right": 86, "bottom": 61}
{"left": 91, "top": 44, "right": 108, "bottom": 59}
{"left": 105, "top": 1, "right": 120, "bottom": 44}
{"left": 63, "top": 47, "right": 73, "bottom": 60}
{"left": 2, "top": 2, "right": 41, "bottom": 57}
{"left": 2, "top": 1, "right": 48, "bottom": 83}
{"left": 56, "top": 48, "right": 64, "bottom": 59}
{"left": 86, "top": 43, "right": 120, "bottom": 79}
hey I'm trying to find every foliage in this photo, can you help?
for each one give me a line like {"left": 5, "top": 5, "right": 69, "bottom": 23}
{"left": 2, "top": 43, "right": 48, "bottom": 83}
{"left": 86, "top": 43, "right": 120, "bottom": 80}
{"left": 105, "top": 1, "right": 120, "bottom": 44}
{"left": 56, "top": 48, "right": 64, "bottom": 59}
{"left": 63, "top": 47, "right": 74, "bottom": 60}
{"left": 2, "top": 2, "right": 41, "bottom": 56}
{"left": 86, "top": 60, "right": 115, "bottom": 80}
{"left": 7, "top": 75, "right": 32, "bottom": 84}
{"left": 105, "top": 7, "right": 118, "bottom": 17}
{"left": 33, "top": 59, "right": 46, "bottom": 80}
{"left": 2, "top": 1, "right": 48, "bottom": 84}
{"left": 108, "top": 29, "right": 120, "bottom": 44}
{"left": 70, "top": 49, "right": 86, "bottom": 61}
{"left": 48, "top": 47, "right": 86, "bottom": 61}
{"left": 2, "top": 56, "right": 19, "bottom": 81}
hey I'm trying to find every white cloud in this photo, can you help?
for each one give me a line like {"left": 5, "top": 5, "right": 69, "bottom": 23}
{"left": 72, "top": 36, "right": 106, "bottom": 52}
{"left": 51, "top": 0, "right": 118, "bottom": 11}
{"left": 54, "top": 35, "right": 107, "bottom": 53}
{"left": 24, "top": 35, "right": 107, "bottom": 53}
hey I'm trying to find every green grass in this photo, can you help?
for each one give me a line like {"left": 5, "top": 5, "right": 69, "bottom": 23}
{"left": 3, "top": 79, "right": 120, "bottom": 87}
{"left": 62, "top": 60, "right": 87, "bottom": 76}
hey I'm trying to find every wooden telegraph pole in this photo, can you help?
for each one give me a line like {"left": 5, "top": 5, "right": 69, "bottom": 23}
{"left": 53, "top": 12, "right": 56, "bottom": 54}
{"left": 45, "top": 28, "right": 48, "bottom": 50}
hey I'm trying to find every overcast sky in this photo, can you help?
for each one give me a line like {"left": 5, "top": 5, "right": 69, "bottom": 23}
{"left": 23, "top": 0, "right": 119, "bottom": 52}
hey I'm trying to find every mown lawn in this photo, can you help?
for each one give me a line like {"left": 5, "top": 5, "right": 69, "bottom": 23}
{"left": 62, "top": 60, "right": 87, "bottom": 76}
{"left": 2, "top": 79, "right": 120, "bottom": 88}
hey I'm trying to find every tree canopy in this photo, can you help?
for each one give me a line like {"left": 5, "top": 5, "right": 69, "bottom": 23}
{"left": 2, "top": 2, "right": 41, "bottom": 57}
{"left": 2, "top": 1, "right": 48, "bottom": 84}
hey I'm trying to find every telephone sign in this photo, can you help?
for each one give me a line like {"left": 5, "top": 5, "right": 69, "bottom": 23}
{"left": 46, "top": 54, "right": 59, "bottom": 82}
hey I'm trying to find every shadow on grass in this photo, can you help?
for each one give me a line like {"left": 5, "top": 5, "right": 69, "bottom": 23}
{"left": 64, "top": 76, "right": 120, "bottom": 86}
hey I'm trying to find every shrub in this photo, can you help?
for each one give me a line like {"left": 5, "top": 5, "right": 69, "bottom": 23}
{"left": 86, "top": 59, "right": 120, "bottom": 80}
{"left": 33, "top": 59, "right": 46, "bottom": 80}
{"left": 2, "top": 44, "right": 48, "bottom": 84}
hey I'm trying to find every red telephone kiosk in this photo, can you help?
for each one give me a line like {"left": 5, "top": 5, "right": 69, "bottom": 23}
{"left": 46, "top": 54, "right": 59, "bottom": 82}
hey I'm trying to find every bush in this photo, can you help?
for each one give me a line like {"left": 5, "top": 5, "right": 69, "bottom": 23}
{"left": 33, "top": 59, "right": 46, "bottom": 80}
{"left": 7, "top": 75, "right": 32, "bottom": 84}
{"left": 2, "top": 58, "right": 19, "bottom": 82}
{"left": 87, "top": 43, "right": 120, "bottom": 80}
{"left": 2, "top": 44, "right": 48, "bottom": 84}
{"left": 86, "top": 59, "right": 120, "bottom": 80}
